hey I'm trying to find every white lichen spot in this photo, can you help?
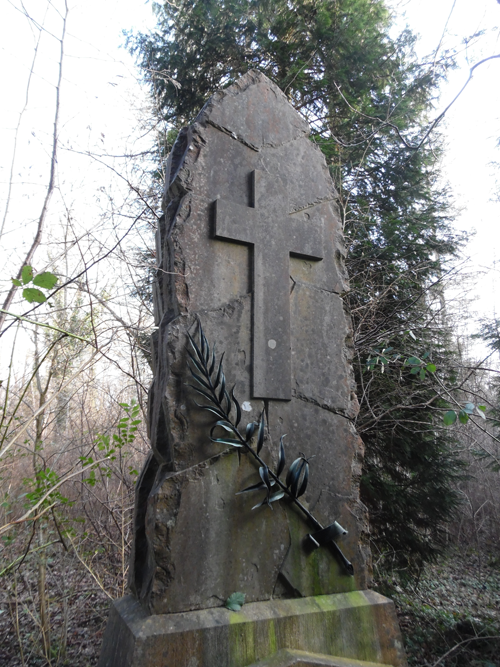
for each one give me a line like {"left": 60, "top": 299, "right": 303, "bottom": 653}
{"left": 268, "top": 339, "right": 277, "bottom": 349}
{"left": 242, "top": 401, "right": 252, "bottom": 412}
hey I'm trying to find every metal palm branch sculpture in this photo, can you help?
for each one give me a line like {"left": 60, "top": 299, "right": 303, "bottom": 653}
{"left": 187, "top": 323, "right": 354, "bottom": 576}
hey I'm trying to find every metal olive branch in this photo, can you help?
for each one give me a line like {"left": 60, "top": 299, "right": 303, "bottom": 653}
{"left": 187, "top": 324, "right": 354, "bottom": 576}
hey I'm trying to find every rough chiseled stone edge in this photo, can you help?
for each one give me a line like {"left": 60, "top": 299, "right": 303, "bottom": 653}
{"left": 195, "top": 70, "right": 310, "bottom": 150}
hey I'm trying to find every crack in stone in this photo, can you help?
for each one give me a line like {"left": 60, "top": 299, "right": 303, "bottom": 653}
{"left": 205, "top": 119, "right": 261, "bottom": 152}
{"left": 273, "top": 504, "right": 295, "bottom": 599}
{"left": 194, "top": 295, "right": 251, "bottom": 323}
{"left": 288, "top": 197, "right": 336, "bottom": 214}
{"left": 289, "top": 278, "right": 343, "bottom": 297}
{"left": 292, "top": 391, "right": 353, "bottom": 421}
{"left": 205, "top": 118, "right": 311, "bottom": 152}
{"left": 308, "top": 488, "right": 322, "bottom": 514}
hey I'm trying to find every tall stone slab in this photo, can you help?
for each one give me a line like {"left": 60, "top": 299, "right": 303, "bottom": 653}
{"left": 99, "top": 71, "right": 407, "bottom": 667}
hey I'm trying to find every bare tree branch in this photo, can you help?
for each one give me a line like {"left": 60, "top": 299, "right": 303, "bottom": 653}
{"left": 0, "top": 0, "right": 69, "bottom": 332}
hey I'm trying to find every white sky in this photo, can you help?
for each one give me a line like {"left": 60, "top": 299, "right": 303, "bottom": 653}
{"left": 0, "top": 0, "right": 499, "bottom": 360}
{"left": 391, "top": 0, "right": 500, "bottom": 355}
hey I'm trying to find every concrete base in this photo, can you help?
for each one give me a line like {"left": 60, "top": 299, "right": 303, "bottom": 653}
{"left": 248, "top": 649, "right": 394, "bottom": 666}
{"left": 98, "top": 591, "right": 407, "bottom": 667}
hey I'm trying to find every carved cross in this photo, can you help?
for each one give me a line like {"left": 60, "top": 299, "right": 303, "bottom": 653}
{"left": 214, "top": 170, "right": 323, "bottom": 400}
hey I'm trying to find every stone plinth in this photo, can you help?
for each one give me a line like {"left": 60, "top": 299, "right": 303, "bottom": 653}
{"left": 248, "top": 649, "right": 394, "bottom": 667}
{"left": 98, "top": 591, "right": 407, "bottom": 667}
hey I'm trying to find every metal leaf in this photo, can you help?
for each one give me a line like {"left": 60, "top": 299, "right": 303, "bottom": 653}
{"left": 189, "top": 369, "right": 212, "bottom": 391}
{"left": 200, "top": 327, "right": 206, "bottom": 356}
{"left": 289, "top": 459, "right": 306, "bottom": 499}
{"left": 236, "top": 481, "right": 267, "bottom": 495}
{"left": 188, "top": 332, "right": 204, "bottom": 366}
{"left": 223, "top": 388, "right": 232, "bottom": 416}
{"left": 210, "top": 420, "right": 236, "bottom": 438}
{"left": 276, "top": 435, "right": 286, "bottom": 478}
{"left": 286, "top": 457, "right": 302, "bottom": 490}
{"left": 208, "top": 347, "right": 217, "bottom": 377}
{"left": 231, "top": 386, "right": 242, "bottom": 428}
{"left": 256, "top": 412, "right": 265, "bottom": 454}
{"left": 189, "top": 384, "right": 217, "bottom": 405}
{"left": 203, "top": 334, "right": 210, "bottom": 365}
{"left": 187, "top": 350, "right": 206, "bottom": 377}
{"left": 218, "top": 371, "right": 227, "bottom": 404}
{"left": 214, "top": 353, "right": 225, "bottom": 389}
{"left": 211, "top": 437, "right": 243, "bottom": 448}
{"left": 251, "top": 497, "right": 271, "bottom": 511}
{"left": 193, "top": 402, "right": 227, "bottom": 420}
{"left": 296, "top": 461, "right": 309, "bottom": 498}
{"left": 251, "top": 489, "right": 284, "bottom": 511}
{"left": 202, "top": 331, "right": 210, "bottom": 363}
{"left": 245, "top": 422, "right": 256, "bottom": 442}
{"left": 259, "top": 465, "right": 271, "bottom": 490}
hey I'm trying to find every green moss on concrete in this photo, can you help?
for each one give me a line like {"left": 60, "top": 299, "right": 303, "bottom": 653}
{"left": 229, "top": 609, "right": 249, "bottom": 625}
{"left": 227, "top": 592, "right": 388, "bottom": 666}
{"left": 100, "top": 592, "right": 407, "bottom": 667}
{"left": 229, "top": 611, "right": 257, "bottom": 665}
{"left": 268, "top": 620, "right": 277, "bottom": 655}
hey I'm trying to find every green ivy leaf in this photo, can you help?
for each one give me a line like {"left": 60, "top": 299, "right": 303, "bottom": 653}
{"left": 419, "top": 368, "right": 426, "bottom": 380}
{"left": 464, "top": 402, "right": 475, "bottom": 414}
{"left": 443, "top": 411, "right": 457, "bottom": 426}
{"left": 11, "top": 278, "right": 22, "bottom": 287}
{"left": 22, "top": 288, "right": 47, "bottom": 303}
{"left": 21, "top": 265, "right": 33, "bottom": 285}
{"left": 458, "top": 410, "right": 469, "bottom": 425}
{"left": 426, "top": 363, "right": 436, "bottom": 373}
{"left": 225, "top": 592, "right": 245, "bottom": 611}
{"left": 33, "top": 271, "right": 58, "bottom": 289}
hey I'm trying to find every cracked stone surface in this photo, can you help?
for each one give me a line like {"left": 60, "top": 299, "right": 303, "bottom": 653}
{"left": 129, "top": 70, "right": 371, "bottom": 615}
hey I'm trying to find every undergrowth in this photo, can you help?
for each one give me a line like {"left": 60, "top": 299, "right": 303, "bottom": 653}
{"left": 374, "top": 548, "right": 500, "bottom": 666}
{"left": 1, "top": 544, "right": 499, "bottom": 665}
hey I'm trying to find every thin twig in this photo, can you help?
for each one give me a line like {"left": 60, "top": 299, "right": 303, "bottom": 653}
{"left": 0, "top": 0, "right": 69, "bottom": 331}
{"left": 0, "top": 351, "right": 99, "bottom": 460}
{"left": 432, "top": 635, "right": 500, "bottom": 667}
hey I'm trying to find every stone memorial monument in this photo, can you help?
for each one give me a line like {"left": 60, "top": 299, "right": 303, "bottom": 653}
{"left": 98, "top": 70, "right": 408, "bottom": 667}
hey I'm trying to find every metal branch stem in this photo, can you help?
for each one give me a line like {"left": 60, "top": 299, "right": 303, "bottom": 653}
{"left": 189, "top": 329, "right": 354, "bottom": 575}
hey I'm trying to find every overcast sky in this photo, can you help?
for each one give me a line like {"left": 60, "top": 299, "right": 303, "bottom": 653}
{"left": 391, "top": 0, "right": 500, "bottom": 349}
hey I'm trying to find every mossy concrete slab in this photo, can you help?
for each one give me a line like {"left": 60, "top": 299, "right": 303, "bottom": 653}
{"left": 98, "top": 590, "right": 407, "bottom": 667}
{"left": 248, "top": 648, "right": 393, "bottom": 666}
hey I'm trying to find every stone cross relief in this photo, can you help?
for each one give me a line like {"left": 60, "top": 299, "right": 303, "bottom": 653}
{"left": 214, "top": 169, "right": 324, "bottom": 400}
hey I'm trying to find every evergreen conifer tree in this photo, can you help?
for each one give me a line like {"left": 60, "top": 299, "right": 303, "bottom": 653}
{"left": 128, "top": 0, "right": 466, "bottom": 571}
